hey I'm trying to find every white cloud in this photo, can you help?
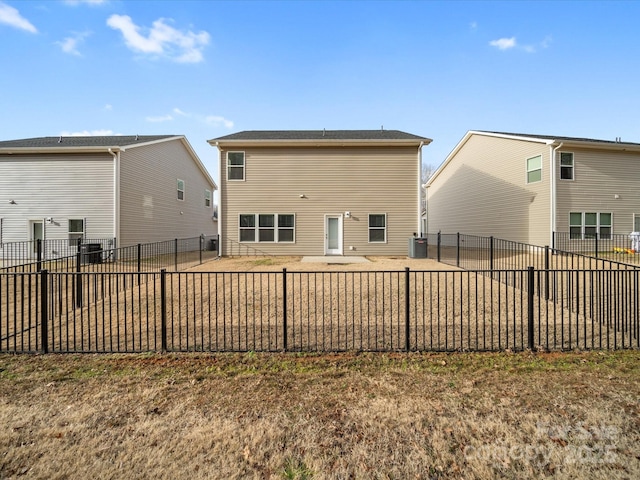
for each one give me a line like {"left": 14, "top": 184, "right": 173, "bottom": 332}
{"left": 205, "top": 115, "right": 234, "bottom": 129}
{"left": 489, "top": 37, "right": 516, "bottom": 50}
{"left": 173, "top": 107, "right": 189, "bottom": 117}
{"left": 470, "top": 21, "right": 477, "bottom": 31}
{"left": 0, "top": 2, "right": 37, "bottom": 33}
{"left": 104, "top": 104, "right": 113, "bottom": 111}
{"left": 146, "top": 114, "right": 173, "bottom": 122}
{"left": 56, "top": 31, "right": 90, "bottom": 56}
{"left": 490, "top": 35, "right": 552, "bottom": 53}
{"left": 106, "top": 14, "right": 210, "bottom": 63}
{"left": 60, "top": 129, "right": 118, "bottom": 136}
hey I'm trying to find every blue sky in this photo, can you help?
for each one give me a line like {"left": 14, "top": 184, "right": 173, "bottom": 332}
{"left": 2, "top": 0, "right": 640, "bottom": 193}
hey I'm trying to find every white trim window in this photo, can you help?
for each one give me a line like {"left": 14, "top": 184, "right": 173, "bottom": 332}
{"left": 526, "top": 155, "right": 542, "bottom": 184}
{"left": 204, "top": 189, "right": 211, "bottom": 207}
{"left": 177, "top": 179, "right": 185, "bottom": 201}
{"left": 68, "top": 218, "right": 84, "bottom": 245}
{"left": 227, "top": 152, "right": 245, "bottom": 181}
{"left": 559, "top": 152, "right": 574, "bottom": 180}
{"left": 239, "top": 214, "right": 295, "bottom": 242}
{"left": 570, "top": 212, "right": 612, "bottom": 239}
{"left": 368, "top": 214, "right": 387, "bottom": 243}
{"left": 634, "top": 214, "right": 640, "bottom": 232}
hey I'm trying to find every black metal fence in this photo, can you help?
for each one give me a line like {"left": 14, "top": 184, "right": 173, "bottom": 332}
{"left": 553, "top": 232, "right": 640, "bottom": 264}
{"left": 425, "top": 233, "right": 640, "bottom": 272}
{"left": 0, "top": 236, "right": 219, "bottom": 274}
{"left": 0, "top": 238, "right": 116, "bottom": 269}
{"left": 2, "top": 267, "right": 638, "bottom": 354}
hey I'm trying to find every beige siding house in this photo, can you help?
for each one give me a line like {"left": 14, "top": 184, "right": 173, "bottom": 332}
{"left": 209, "top": 130, "right": 431, "bottom": 256}
{"left": 426, "top": 131, "right": 640, "bottom": 246}
{"left": 0, "top": 135, "right": 216, "bottom": 256}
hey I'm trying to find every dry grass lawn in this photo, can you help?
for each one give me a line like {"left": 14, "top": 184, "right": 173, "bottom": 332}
{"left": 1, "top": 351, "right": 639, "bottom": 479}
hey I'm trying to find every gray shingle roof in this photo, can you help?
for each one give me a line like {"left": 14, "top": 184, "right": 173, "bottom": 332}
{"left": 0, "top": 135, "right": 178, "bottom": 149}
{"left": 211, "top": 130, "right": 430, "bottom": 142}
{"left": 479, "top": 131, "right": 640, "bottom": 147}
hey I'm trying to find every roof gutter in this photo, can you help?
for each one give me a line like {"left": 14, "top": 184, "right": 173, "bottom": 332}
{"left": 417, "top": 141, "right": 424, "bottom": 235}
{"left": 108, "top": 148, "right": 120, "bottom": 244}
{"left": 549, "top": 141, "right": 563, "bottom": 247}
{"left": 214, "top": 141, "right": 223, "bottom": 257}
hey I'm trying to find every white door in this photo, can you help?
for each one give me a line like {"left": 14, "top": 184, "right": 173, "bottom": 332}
{"left": 30, "top": 220, "right": 44, "bottom": 257}
{"left": 325, "top": 215, "right": 343, "bottom": 255}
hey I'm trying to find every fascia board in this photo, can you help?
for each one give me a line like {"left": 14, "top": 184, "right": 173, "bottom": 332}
{"left": 208, "top": 138, "right": 432, "bottom": 148}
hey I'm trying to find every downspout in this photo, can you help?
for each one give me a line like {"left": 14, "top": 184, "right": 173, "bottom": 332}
{"left": 216, "top": 141, "right": 223, "bottom": 257}
{"left": 417, "top": 141, "right": 424, "bottom": 236}
{"left": 549, "top": 142, "right": 563, "bottom": 247}
{"left": 108, "top": 148, "right": 120, "bottom": 245}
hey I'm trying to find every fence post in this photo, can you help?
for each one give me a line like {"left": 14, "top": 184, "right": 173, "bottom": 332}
{"left": 544, "top": 246, "right": 550, "bottom": 301}
{"left": 528, "top": 266, "right": 535, "bottom": 351}
{"left": 405, "top": 267, "right": 410, "bottom": 351}
{"left": 36, "top": 238, "right": 42, "bottom": 272}
{"left": 490, "top": 236, "right": 494, "bottom": 271}
{"left": 199, "top": 236, "right": 203, "bottom": 264}
{"left": 160, "top": 269, "right": 167, "bottom": 352}
{"left": 75, "top": 240, "right": 83, "bottom": 308}
{"left": 437, "top": 232, "right": 441, "bottom": 262}
{"left": 137, "top": 243, "right": 142, "bottom": 273}
{"left": 174, "top": 238, "right": 178, "bottom": 271}
{"left": 40, "top": 269, "right": 49, "bottom": 354}
{"left": 456, "top": 233, "right": 460, "bottom": 268}
{"left": 282, "top": 268, "right": 288, "bottom": 351}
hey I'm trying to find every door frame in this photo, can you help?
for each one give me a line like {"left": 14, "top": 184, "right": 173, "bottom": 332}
{"left": 29, "top": 219, "right": 44, "bottom": 258}
{"left": 324, "top": 214, "right": 343, "bottom": 255}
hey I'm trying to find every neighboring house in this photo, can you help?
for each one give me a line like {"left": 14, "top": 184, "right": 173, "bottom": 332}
{"left": 425, "top": 131, "right": 640, "bottom": 247}
{"left": 0, "top": 135, "right": 217, "bottom": 257}
{"left": 208, "top": 130, "right": 431, "bottom": 256}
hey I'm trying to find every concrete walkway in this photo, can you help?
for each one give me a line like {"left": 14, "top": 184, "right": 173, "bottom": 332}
{"left": 301, "top": 256, "right": 371, "bottom": 264}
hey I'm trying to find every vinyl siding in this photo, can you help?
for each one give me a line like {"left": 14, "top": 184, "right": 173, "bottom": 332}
{"left": 119, "top": 139, "right": 216, "bottom": 246}
{"left": 555, "top": 148, "right": 640, "bottom": 234}
{"left": 0, "top": 153, "right": 114, "bottom": 247}
{"left": 427, "top": 135, "right": 551, "bottom": 246}
{"left": 220, "top": 146, "right": 420, "bottom": 256}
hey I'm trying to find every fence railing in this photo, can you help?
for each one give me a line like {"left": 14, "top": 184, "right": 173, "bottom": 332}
{"left": 0, "top": 238, "right": 116, "bottom": 269}
{"left": 554, "top": 232, "right": 640, "bottom": 263}
{"left": 425, "top": 233, "right": 640, "bottom": 272}
{"left": 2, "top": 267, "right": 637, "bottom": 354}
{"left": 0, "top": 235, "right": 219, "bottom": 274}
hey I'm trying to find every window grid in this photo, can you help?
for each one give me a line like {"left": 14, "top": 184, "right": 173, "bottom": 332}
{"left": 239, "top": 214, "right": 295, "bottom": 243}
{"left": 227, "top": 152, "right": 245, "bottom": 181}
{"left": 569, "top": 212, "right": 612, "bottom": 240}
{"left": 368, "top": 214, "right": 387, "bottom": 243}
{"left": 560, "top": 152, "right": 574, "bottom": 180}
{"left": 205, "top": 189, "right": 211, "bottom": 207}
{"left": 177, "top": 179, "right": 185, "bottom": 201}
{"left": 68, "top": 218, "right": 84, "bottom": 246}
{"left": 526, "top": 155, "right": 542, "bottom": 184}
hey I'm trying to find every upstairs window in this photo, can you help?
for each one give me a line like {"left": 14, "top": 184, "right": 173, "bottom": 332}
{"left": 526, "top": 155, "right": 542, "bottom": 183}
{"left": 368, "top": 214, "right": 387, "bottom": 242}
{"left": 227, "top": 152, "right": 245, "bottom": 181}
{"left": 205, "top": 189, "right": 211, "bottom": 207}
{"left": 560, "top": 152, "right": 574, "bottom": 180}
{"left": 177, "top": 179, "right": 185, "bottom": 200}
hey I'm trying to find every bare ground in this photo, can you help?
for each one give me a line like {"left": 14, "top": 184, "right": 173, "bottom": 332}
{"left": 1, "top": 351, "right": 639, "bottom": 479}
